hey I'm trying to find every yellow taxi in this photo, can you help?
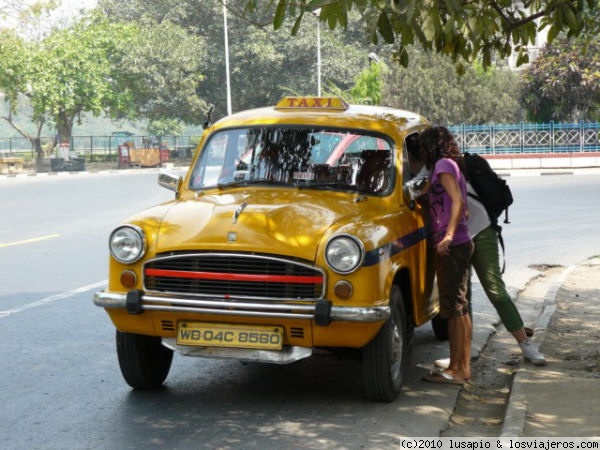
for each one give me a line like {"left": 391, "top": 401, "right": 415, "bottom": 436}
{"left": 94, "top": 96, "right": 439, "bottom": 402}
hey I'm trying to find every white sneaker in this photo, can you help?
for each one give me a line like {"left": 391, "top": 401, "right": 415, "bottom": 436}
{"left": 519, "top": 339, "right": 546, "bottom": 366}
{"left": 434, "top": 357, "right": 450, "bottom": 370}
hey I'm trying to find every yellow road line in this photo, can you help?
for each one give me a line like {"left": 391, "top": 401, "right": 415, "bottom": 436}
{"left": 0, "top": 233, "right": 60, "bottom": 248}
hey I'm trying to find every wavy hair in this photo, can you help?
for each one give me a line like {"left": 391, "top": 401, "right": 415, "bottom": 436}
{"left": 419, "top": 126, "right": 463, "bottom": 171}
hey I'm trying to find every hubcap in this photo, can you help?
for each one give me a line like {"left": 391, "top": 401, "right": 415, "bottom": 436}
{"left": 390, "top": 315, "right": 402, "bottom": 382}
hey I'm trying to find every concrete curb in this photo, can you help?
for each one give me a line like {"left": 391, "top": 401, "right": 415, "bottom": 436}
{"left": 500, "top": 264, "right": 576, "bottom": 437}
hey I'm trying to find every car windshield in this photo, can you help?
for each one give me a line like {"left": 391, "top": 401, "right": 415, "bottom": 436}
{"left": 189, "top": 127, "right": 394, "bottom": 195}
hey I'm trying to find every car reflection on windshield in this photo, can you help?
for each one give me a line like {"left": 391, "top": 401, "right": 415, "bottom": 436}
{"left": 190, "top": 127, "right": 394, "bottom": 195}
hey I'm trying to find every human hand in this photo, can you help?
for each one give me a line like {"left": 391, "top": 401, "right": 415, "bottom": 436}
{"left": 436, "top": 234, "right": 452, "bottom": 255}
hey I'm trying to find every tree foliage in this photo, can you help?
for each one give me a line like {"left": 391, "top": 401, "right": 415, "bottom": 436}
{"left": 33, "top": 20, "right": 138, "bottom": 140}
{"left": 0, "top": 30, "right": 30, "bottom": 109}
{"left": 94, "top": 0, "right": 529, "bottom": 125}
{"left": 521, "top": 37, "right": 600, "bottom": 122}
{"left": 242, "top": 0, "right": 596, "bottom": 72}
{"left": 0, "top": 18, "right": 139, "bottom": 157}
{"left": 0, "top": 8, "right": 208, "bottom": 155}
{"left": 383, "top": 48, "right": 524, "bottom": 125}
{"left": 147, "top": 118, "right": 184, "bottom": 137}
{"left": 347, "top": 60, "right": 388, "bottom": 105}
{"left": 0, "top": 0, "right": 538, "bottom": 147}
{"left": 98, "top": 0, "right": 378, "bottom": 120}
{"left": 112, "top": 17, "right": 208, "bottom": 125}
{"left": 520, "top": 4, "right": 600, "bottom": 122}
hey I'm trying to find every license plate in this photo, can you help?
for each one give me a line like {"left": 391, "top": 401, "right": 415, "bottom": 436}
{"left": 177, "top": 322, "right": 283, "bottom": 350}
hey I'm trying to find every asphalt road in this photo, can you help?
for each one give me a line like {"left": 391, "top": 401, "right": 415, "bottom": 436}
{"left": 1, "top": 170, "right": 599, "bottom": 449}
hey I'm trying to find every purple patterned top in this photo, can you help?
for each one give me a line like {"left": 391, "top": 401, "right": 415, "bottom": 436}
{"left": 427, "top": 158, "right": 471, "bottom": 245}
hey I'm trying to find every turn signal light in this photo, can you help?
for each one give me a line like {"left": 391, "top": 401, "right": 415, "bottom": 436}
{"left": 120, "top": 270, "right": 137, "bottom": 288}
{"left": 334, "top": 280, "right": 353, "bottom": 299}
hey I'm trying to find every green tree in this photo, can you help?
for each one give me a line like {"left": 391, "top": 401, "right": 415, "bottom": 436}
{"left": 0, "top": 11, "right": 208, "bottom": 158}
{"left": 348, "top": 59, "right": 388, "bottom": 105}
{"left": 147, "top": 118, "right": 184, "bottom": 137}
{"left": 0, "top": 18, "right": 141, "bottom": 158}
{"left": 242, "top": 0, "right": 595, "bottom": 72}
{"left": 383, "top": 48, "right": 524, "bottom": 125}
{"left": 34, "top": 20, "right": 140, "bottom": 145}
{"left": 98, "top": 0, "right": 378, "bottom": 119}
{"left": 0, "top": 31, "right": 45, "bottom": 151}
{"left": 114, "top": 17, "right": 208, "bottom": 124}
{"left": 520, "top": 37, "right": 600, "bottom": 122}
{"left": 97, "top": 0, "right": 527, "bottom": 124}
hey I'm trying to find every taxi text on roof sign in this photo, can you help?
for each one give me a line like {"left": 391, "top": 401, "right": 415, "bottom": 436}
{"left": 275, "top": 96, "right": 349, "bottom": 111}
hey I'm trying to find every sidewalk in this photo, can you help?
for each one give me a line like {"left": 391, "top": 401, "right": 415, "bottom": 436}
{"left": 502, "top": 257, "right": 600, "bottom": 437}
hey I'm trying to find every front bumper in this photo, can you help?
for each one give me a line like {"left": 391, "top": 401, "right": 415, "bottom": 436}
{"left": 93, "top": 290, "right": 390, "bottom": 325}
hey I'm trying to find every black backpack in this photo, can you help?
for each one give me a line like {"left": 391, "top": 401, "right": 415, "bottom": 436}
{"left": 463, "top": 152, "right": 513, "bottom": 271}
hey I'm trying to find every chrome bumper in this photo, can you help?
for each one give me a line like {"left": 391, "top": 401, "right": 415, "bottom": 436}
{"left": 93, "top": 291, "right": 390, "bottom": 324}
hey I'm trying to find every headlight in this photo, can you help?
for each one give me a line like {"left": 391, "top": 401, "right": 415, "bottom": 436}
{"left": 109, "top": 225, "right": 146, "bottom": 264}
{"left": 325, "top": 234, "right": 364, "bottom": 274}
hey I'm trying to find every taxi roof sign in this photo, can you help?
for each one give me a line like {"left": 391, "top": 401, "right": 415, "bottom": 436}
{"left": 275, "top": 96, "right": 349, "bottom": 111}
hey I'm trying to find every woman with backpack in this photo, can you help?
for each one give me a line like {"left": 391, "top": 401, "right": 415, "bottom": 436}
{"left": 434, "top": 181, "right": 546, "bottom": 369}
{"left": 419, "top": 126, "right": 474, "bottom": 385}
{"left": 411, "top": 127, "right": 546, "bottom": 371}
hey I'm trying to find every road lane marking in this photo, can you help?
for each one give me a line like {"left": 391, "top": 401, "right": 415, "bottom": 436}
{"left": 0, "top": 233, "right": 60, "bottom": 248}
{"left": 0, "top": 280, "right": 108, "bottom": 319}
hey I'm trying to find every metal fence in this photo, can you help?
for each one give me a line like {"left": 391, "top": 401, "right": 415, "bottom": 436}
{"left": 2, "top": 122, "right": 600, "bottom": 159}
{"left": 0, "top": 134, "right": 201, "bottom": 160}
{"left": 449, "top": 121, "right": 600, "bottom": 154}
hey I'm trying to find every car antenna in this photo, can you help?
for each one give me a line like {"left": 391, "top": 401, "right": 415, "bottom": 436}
{"left": 203, "top": 105, "right": 214, "bottom": 129}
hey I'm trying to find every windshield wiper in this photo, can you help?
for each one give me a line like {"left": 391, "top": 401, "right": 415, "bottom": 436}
{"left": 217, "top": 178, "right": 285, "bottom": 189}
{"left": 297, "top": 181, "right": 361, "bottom": 192}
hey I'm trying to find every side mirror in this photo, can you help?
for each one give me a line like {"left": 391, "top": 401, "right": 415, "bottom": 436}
{"left": 158, "top": 171, "right": 183, "bottom": 197}
{"left": 403, "top": 176, "right": 430, "bottom": 207}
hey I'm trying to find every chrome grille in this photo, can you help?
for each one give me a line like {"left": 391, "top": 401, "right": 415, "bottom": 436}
{"left": 144, "top": 253, "right": 325, "bottom": 300}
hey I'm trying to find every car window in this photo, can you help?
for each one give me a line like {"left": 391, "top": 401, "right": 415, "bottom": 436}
{"left": 189, "top": 127, "right": 395, "bottom": 195}
{"left": 404, "top": 132, "right": 423, "bottom": 180}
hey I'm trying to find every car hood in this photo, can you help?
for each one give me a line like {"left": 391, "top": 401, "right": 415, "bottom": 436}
{"left": 152, "top": 189, "right": 371, "bottom": 261}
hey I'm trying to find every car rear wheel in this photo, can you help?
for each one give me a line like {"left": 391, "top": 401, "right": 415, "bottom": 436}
{"left": 116, "top": 330, "right": 173, "bottom": 389}
{"left": 362, "top": 285, "right": 408, "bottom": 402}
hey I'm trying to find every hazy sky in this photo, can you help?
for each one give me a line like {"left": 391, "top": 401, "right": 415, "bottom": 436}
{"left": 58, "top": 0, "right": 98, "bottom": 14}
{"left": 51, "top": 0, "right": 97, "bottom": 21}
{"left": 0, "top": 0, "right": 98, "bottom": 33}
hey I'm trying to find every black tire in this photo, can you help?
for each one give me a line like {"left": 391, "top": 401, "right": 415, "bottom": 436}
{"left": 362, "top": 285, "right": 408, "bottom": 402}
{"left": 431, "top": 314, "right": 449, "bottom": 341}
{"left": 116, "top": 330, "right": 173, "bottom": 389}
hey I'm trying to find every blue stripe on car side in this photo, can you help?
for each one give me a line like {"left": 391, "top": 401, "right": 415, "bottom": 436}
{"left": 363, "top": 226, "right": 430, "bottom": 267}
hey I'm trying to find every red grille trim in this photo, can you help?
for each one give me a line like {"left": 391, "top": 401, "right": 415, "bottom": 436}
{"left": 145, "top": 268, "right": 323, "bottom": 284}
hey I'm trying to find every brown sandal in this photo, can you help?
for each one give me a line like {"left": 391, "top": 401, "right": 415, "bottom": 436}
{"left": 422, "top": 370, "right": 467, "bottom": 386}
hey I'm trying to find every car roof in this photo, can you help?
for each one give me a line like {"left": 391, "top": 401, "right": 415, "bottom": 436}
{"left": 209, "top": 97, "right": 429, "bottom": 135}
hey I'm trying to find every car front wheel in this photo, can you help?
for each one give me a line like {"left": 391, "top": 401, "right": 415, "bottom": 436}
{"left": 362, "top": 285, "right": 408, "bottom": 402}
{"left": 116, "top": 330, "right": 173, "bottom": 389}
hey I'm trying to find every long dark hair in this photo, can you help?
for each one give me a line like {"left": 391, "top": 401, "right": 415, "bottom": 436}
{"left": 420, "top": 126, "right": 464, "bottom": 172}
